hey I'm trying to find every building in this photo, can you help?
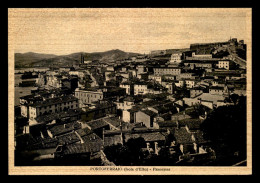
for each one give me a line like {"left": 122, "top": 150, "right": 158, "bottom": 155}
{"left": 81, "top": 101, "right": 117, "bottom": 122}
{"left": 116, "top": 97, "right": 136, "bottom": 111}
{"left": 170, "top": 53, "right": 182, "bottom": 64}
{"left": 190, "top": 88, "right": 204, "bottom": 98}
{"left": 185, "top": 79, "right": 196, "bottom": 88}
{"left": 135, "top": 110, "right": 157, "bottom": 128}
{"left": 153, "top": 67, "right": 181, "bottom": 76}
{"left": 183, "top": 60, "right": 214, "bottom": 69}
{"left": 59, "top": 67, "right": 72, "bottom": 72}
{"left": 209, "top": 86, "right": 227, "bottom": 95}
{"left": 218, "top": 60, "right": 230, "bottom": 70}
{"left": 75, "top": 88, "right": 103, "bottom": 107}
{"left": 176, "top": 73, "right": 195, "bottom": 80}
{"left": 28, "top": 95, "right": 79, "bottom": 120}
{"left": 75, "top": 87, "right": 126, "bottom": 107}
{"left": 119, "top": 82, "right": 134, "bottom": 95}
{"left": 148, "top": 75, "right": 162, "bottom": 84}
{"left": 106, "top": 66, "right": 115, "bottom": 72}
{"left": 134, "top": 83, "right": 148, "bottom": 95}
{"left": 192, "top": 52, "right": 212, "bottom": 59}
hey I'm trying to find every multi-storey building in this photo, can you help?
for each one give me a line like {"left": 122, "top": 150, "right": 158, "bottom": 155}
{"left": 153, "top": 67, "right": 181, "bottom": 76}
{"left": 28, "top": 95, "right": 79, "bottom": 120}
{"left": 119, "top": 82, "right": 134, "bottom": 95}
{"left": 218, "top": 60, "right": 230, "bottom": 70}
{"left": 170, "top": 53, "right": 182, "bottom": 64}
{"left": 134, "top": 83, "right": 148, "bottom": 95}
{"left": 75, "top": 88, "right": 104, "bottom": 107}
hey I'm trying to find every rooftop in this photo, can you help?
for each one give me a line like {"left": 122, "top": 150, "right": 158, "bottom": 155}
{"left": 47, "top": 122, "right": 81, "bottom": 137}
{"left": 140, "top": 109, "right": 157, "bottom": 117}
{"left": 174, "top": 127, "right": 194, "bottom": 144}
{"left": 35, "top": 109, "right": 82, "bottom": 123}
{"left": 85, "top": 118, "right": 110, "bottom": 130}
{"left": 124, "top": 131, "right": 167, "bottom": 142}
{"left": 29, "top": 95, "right": 78, "bottom": 108}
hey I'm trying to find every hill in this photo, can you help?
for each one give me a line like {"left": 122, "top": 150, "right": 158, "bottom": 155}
{"left": 15, "top": 49, "right": 141, "bottom": 68}
{"left": 15, "top": 52, "right": 57, "bottom": 68}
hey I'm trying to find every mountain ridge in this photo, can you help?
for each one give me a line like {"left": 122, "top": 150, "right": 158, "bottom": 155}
{"left": 15, "top": 49, "right": 141, "bottom": 68}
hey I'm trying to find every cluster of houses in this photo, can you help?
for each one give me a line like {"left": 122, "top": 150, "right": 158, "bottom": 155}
{"left": 14, "top": 38, "right": 246, "bottom": 165}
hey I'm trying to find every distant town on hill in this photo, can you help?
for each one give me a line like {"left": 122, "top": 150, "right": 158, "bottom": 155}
{"left": 15, "top": 38, "right": 246, "bottom": 69}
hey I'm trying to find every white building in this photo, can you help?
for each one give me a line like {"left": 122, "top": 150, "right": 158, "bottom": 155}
{"left": 69, "top": 70, "right": 85, "bottom": 78}
{"left": 153, "top": 67, "right": 181, "bottom": 76}
{"left": 192, "top": 52, "right": 212, "bottom": 59}
{"left": 119, "top": 83, "right": 132, "bottom": 95}
{"left": 28, "top": 95, "right": 79, "bottom": 120}
{"left": 148, "top": 75, "right": 162, "bottom": 84}
{"left": 170, "top": 53, "right": 182, "bottom": 64}
{"left": 134, "top": 83, "right": 148, "bottom": 95}
{"left": 218, "top": 60, "right": 230, "bottom": 70}
{"left": 74, "top": 88, "right": 103, "bottom": 107}
{"left": 185, "top": 80, "right": 196, "bottom": 88}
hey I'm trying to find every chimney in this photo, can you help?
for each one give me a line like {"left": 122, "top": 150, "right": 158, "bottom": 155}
{"left": 120, "top": 120, "right": 123, "bottom": 145}
{"left": 102, "top": 128, "right": 105, "bottom": 147}
{"left": 146, "top": 142, "right": 150, "bottom": 151}
{"left": 64, "top": 124, "right": 68, "bottom": 128}
{"left": 154, "top": 142, "right": 159, "bottom": 155}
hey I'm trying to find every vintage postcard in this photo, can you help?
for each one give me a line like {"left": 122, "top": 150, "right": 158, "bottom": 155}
{"left": 8, "top": 8, "right": 252, "bottom": 175}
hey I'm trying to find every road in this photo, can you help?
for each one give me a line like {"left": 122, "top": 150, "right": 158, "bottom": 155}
{"left": 227, "top": 47, "right": 246, "bottom": 69}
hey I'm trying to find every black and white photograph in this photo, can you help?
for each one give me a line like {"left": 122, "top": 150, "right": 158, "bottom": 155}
{"left": 8, "top": 8, "right": 252, "bottom": 175}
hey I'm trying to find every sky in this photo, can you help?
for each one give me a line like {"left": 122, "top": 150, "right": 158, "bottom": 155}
{"left": 9, "top": 8, "right": 251, "bottom": 55}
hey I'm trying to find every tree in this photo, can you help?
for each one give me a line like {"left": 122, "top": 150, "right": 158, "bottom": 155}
{"left": 200, "top": 100, "right": 246, "bottom": 163}
{"left": 230, "top": 93, "right": 239, "bottom": 105}
{"left": 104, "top": 137, "right": 146, "bottom": 165}
{"left": 188, "top": 103, "right": 211, "bottom": 118}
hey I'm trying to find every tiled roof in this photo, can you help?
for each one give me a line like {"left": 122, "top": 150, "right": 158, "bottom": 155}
{"left": 75, "top": 127, "right": 93, "bottom": 137}
{"left": 178, "top": 118, "right": 203, "bottom": 130}
{"left": 104, "top": 135, "right": 122, "bottom": 147}
{"left": 81, "top": 133, "right": 102, "bottom": 144}
{"left": 103, "top": 117, "right": 123, "bottom": 129}
{"left": 48, "top": 122, "right": 81, "bottom": 137}
{"left": 124, "top": 131, "right": 167, "bottom": 142}
{"left": 15, "top": 134, "right": 59, "bottom": 151}
{"left": 85, "top": 118, "right": 109, "bottom": 130}
{"left": 29, "top": 95, "right": 78, "bottom": 107}
{"left": 193, "top": 131, "right": 207, "bottom": 144}
{"left": 62, "top": 143, "right": 91, "bottom": 155}
{"left": 57, "top": 132, "right": 81, "bottom": 145}
{"left": 61, "top": 133, "right": 103, "bottom": 155}
{"left": 174, "top": 127, "right": 194, "bottom": 144}
{"left": 195, "top": 93, "right": 225, "bottom": 104}
{"left": 35, "top": 109, "right": 82, "bottom": 123}
{"left": 141, "top": 110, "right": 157, "bottom": 117}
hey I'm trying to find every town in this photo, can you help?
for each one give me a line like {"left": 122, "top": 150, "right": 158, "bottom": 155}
{"left": 14, "top": 38, "right": 247, "bottom": 166}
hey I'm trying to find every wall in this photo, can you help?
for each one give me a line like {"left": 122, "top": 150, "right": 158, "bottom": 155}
{"left": 136, "top": 111, "right": 153, "bottom": 128}
{"left": 75, "top": 89, "right": 103, "bottom": 106}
